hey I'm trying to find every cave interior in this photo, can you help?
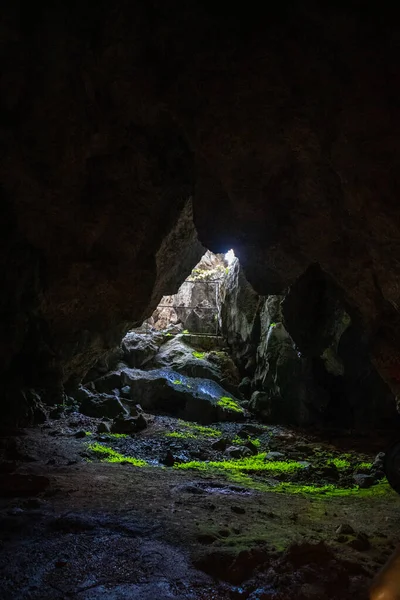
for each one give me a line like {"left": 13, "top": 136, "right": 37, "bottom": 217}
{"left": 1, "top": 2, "right": 400, "bottom": 599}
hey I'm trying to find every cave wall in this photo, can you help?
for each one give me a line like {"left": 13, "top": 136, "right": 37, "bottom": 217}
{"left": 1, "top": 1, "right": 400, "bottom": 420}
{"left": 219, "top": 260, "right": 398, "bottom": 429}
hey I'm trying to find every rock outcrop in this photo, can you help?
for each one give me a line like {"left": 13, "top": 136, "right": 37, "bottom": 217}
{"left": 219, "top": 260, "right": 398, "bottom": 429}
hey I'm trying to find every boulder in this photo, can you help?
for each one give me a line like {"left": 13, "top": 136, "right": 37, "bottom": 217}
{"left": 353, "top": 474, "right": 375, "bottom": 489}
{"left": 91, "top": 371, "right": 124, "bottom": 394}
{"left": 111, "top": 414, "right": 147, "bottom": 434}
{"left": 121, "top": 367, "right": 245, "bottom": 424}
{"left": 121, "top": 329, "right": 164, "bottom": 368}
{"left": 79, "top": 392, "right": 128, "bottom": 419}
{"left": 153, "top": 336, "right": 240, "bottom": 395}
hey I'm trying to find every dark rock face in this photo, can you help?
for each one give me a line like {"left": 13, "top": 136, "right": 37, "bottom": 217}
{"left": 219, "top": 260, "right": 398, "bottom": 428}
{"left": 1, "top": 3, "right": 400, "bottom": 422}
{"left": 78, "top": 390, "right": 128, "bottom": 419}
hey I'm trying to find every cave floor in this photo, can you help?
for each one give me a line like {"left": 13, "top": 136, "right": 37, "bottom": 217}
{"left": 1, "top": 415, "right": 400, "bottom": 599}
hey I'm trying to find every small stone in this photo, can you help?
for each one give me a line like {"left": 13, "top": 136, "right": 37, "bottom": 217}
{"left": 211, "top": 438, "right": 229, "bottom": 451}
{"left": 336, "top": 523, "right": 354, "bottom": 535}
{"left": 225, "top": 446, "right": 252, "bottom": 459}
{"left": 162, "top": 451, "right": 175, "bottom": 467}
{"left": 74, "top": 430, "right": 87, "bottom": 438}
{"left": 265, "top": 451, "right": 285, "bottom": 461}
{"left": 231, "top": 506, "right": 246, "bottom": 514}
{"left": 244, "top": 440, "right": 259, "bottom": 455}
{"left": 111, "top": 413, "right": 147, "bottom": 434}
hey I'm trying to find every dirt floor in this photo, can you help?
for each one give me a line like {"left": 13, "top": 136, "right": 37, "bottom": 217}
{"left": 1, "top": 411, "right": 400, "bottom": 599}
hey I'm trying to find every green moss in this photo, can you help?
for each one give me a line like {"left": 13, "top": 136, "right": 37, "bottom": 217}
{"left": 192, "top": 351, "right": 206, "bottom": 359}
{"left": 232, "top": 436, "right": 244, "bottom": 445}
{"left": 358, "top": 461, "right": 373, "bottom": 470}
{"left": 175, "top": 454, "right": 304, "bottom": 474}
{"left": 166, "top": 432, "right": 197, "bottom": 439}
{"left": 329, "top": 458, "right": 350, "bottom": 469}
{"left": 87, "top": 442, "right": 147, "bottom": 467}
{"left": 217, "top": 396, "right": 244, "bottom": 413}
{"left": 182, "top": 329, "right": 189, "bottom": 334}
{"left": 231, "top": 435, "right": 262, "bottom": 447}
{"left": 101, "top": 433, "right": 129, "bottom": 439}
{"left": 273, "top": 480, "right": 393, "bottom": 498}
{"left": 173, "top": 379, "right": 183, "bottom": 385}
{"left": 85, "top": 431, "right": 93, "bottom": 436}
{"left": 178, "top": 421, "right": 222, "bottom": 437}
{"left": 270, "top": 322, "right": 277, "bottom": 328}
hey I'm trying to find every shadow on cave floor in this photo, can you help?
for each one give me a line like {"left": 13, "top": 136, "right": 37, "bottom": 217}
{"left": 1, "top": 413, "right": 400, "bottom": 600}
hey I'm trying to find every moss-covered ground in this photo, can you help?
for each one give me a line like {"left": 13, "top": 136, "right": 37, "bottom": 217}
{"left": 84, "top": 415, "right": 392, "bottom": 502}
{"left": 9, "top": 416, "right": 400, "bottom": 599}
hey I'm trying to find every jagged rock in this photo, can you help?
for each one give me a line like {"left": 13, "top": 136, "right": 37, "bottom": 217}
{"left": 220, "top": 264, "right": 330, "bottom": 426}
{"left": 79, "top": 392, "right": 127, "bottom": 419}
{"left": 219, "top": 260, "right": 398, "bottom": 429}
{"left": 111, "top": 414, "right": 147, "bottom": 434}
{"left": 121, "top": 329, "right": 164, "bottom": 368}
{"left": 373, "top": 452, "right": 385, "bottom": 470}
{"left": 218, "top": 259, "right": 260, "bottom": 375}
